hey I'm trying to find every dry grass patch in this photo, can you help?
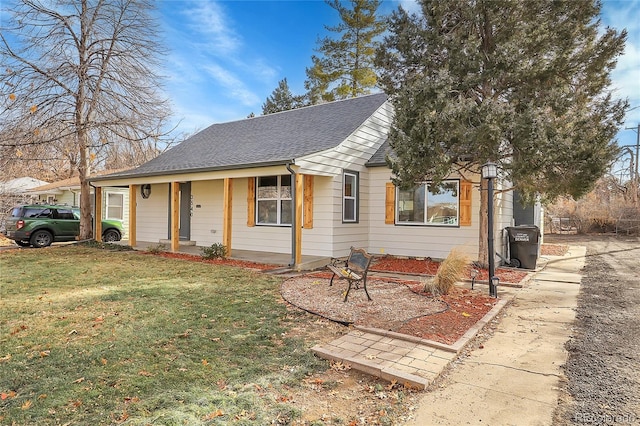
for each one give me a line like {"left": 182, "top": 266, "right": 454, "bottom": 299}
{"left": 423, "top": 248, "right": 470, "bottom": 295}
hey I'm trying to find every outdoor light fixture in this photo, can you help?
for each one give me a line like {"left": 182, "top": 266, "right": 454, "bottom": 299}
{"left": 482, "top": 162, "right": 499, "bottom": 298}
{"left": 141, "top": 184, "right": 151, "bottom": 199}
{"left": 470, "top": 269, "right": 478, "bottom": 290}
{"left": 491, "top": 276, "right": 500, "bottom": 296}
{"left": 481, "top": 162, "right": 498, "bottom": 180}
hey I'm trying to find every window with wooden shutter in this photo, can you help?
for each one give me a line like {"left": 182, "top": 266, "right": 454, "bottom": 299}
{"left": 459, "top": 180, "right": 472, "bottom": 226}
{"left": 303, "top": 175, "right": 313, "bottom": 229}
{"left": 385, "top": 182, "right": 395, "bottom": 224}
{"left": 247, "top": 178, "right": 255, "bottom": 227}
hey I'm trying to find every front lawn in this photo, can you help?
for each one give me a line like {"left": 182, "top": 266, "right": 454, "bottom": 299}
{"left": 0, "top": 245, "right": 325, "bottom": 425}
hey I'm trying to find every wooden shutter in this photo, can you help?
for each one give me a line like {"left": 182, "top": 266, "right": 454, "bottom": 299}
{"left": 459, "top": 180, "right": 472, "bottom": 226}
{"left": 385, "top": 182, "right": 395, "bottom": 224}
{"left": 303, "top": 175, "right": 314, "bottom": 229}
{"left": 247, "top": 178, "right": 255, "bottom": 227}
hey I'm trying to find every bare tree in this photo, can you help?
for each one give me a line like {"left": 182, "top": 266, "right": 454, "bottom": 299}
{"left": 0, "top": 0, "right": 172, "bottom": 238}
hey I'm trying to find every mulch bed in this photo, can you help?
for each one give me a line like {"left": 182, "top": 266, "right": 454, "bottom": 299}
{"left": 370, "top": 256, "right": 528, "bottom": 283}
{"left": 397, "top": 282, "right": 497, "bottom": 345}
{"left": 282, "top": 272, "right": 500, "bottom": 345}
{"left": 144, "top": 251, "right": 281, "bottom": 271}
{"left": 281, "top": 275, "right": 449, "bottom": 330}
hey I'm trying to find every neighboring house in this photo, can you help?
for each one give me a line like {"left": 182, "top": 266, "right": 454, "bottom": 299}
{"left": 29, "top": 173, "right": 130, "bottom": 239}
{"left": 0, "top": 177, "right": 49, "bottom": 213}
{"left": 91, "top": 93, "right": 529, "bottom": 268}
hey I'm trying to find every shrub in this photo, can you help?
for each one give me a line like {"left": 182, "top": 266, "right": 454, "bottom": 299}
{"left": 425, "top": 248, "right": 469, "bottom": 295}
{"left": 201, "top": 243, "right": 227, "bottom": 259}
{"left": 145, "top": 243, "right": 167, "bottom": 254}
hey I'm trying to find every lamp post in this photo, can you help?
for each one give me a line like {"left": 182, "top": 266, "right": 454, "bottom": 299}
{"left": 482, "top": 162, "right": 498, "bottom": 298}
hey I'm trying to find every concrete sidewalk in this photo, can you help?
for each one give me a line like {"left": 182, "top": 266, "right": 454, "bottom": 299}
{"left": 404, "top": 245, "right": 586, "bottom": 425}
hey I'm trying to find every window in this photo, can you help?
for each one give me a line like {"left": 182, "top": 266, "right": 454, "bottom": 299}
{"left": 342, "top": 171, "right": 358, "bottom": 223}
{"left": 256, "top": 175, "right": 291, "bottom": 225}
{"left": 106, "top": 193, "right": 124, "bottom": 220}
{"left": 396, "top": 180, "right": 459, "bottom": 226}
{"left": 24, "top": 208, "right": 52, "bottom": 218}
{"left": 55, "top": 208, "right": 75, "bottom": 220}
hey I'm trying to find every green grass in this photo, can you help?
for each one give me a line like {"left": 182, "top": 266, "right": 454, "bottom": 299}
{"left": 0, "top": 246, "right": 324, "bottom": 425}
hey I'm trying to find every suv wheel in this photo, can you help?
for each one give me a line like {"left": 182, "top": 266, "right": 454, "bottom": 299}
{"left": 30, "top": 230, "right": 53, "bottom": 248}
{"left": 103, "top": 229, "right": 121, "bottom": 242}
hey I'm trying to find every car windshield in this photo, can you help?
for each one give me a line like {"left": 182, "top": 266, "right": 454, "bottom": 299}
{"left": 10, "top": 207, "right": 23, "bottom": 217}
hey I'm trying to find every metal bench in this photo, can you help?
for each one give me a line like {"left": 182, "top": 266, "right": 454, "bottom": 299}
{"left": 327, "top": 247, "right": 373, "bottom": 302}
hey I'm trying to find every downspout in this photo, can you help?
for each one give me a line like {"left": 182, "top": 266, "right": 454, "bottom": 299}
{"left": 285, "top": 162, "right": 296, "bottom": 268}
{"left": 89, "top": 182, "right": 97, "bottom": 239}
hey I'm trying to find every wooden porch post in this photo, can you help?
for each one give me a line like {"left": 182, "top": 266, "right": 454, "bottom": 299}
{"left": 295, "top": 174, "right": 303, "bottom": 266}
{"left": 129, "top": 184, "right": 137, "bottom": 247}
{"left": 95, "top": 186, "right": 103, "bottom": 242}
{"left": 223, "top": 178, "right": 233, "bottom": 255}
{"left": 171, "top": 182, "right": 180, "bottom": 252}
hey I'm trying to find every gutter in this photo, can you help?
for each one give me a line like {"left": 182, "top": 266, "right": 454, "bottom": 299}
{"left": 89, "top": 160, "right": 294, "bottom": 183}
{"left": 285, "top": 162, "right": 296, "bottom": 268}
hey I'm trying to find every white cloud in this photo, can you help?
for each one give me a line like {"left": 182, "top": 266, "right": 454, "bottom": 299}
{"left": 181, "top": 1, "right": 241, "bottom": 53}
{"left": 204, "top": 63, "right": 260, "bottom": 106}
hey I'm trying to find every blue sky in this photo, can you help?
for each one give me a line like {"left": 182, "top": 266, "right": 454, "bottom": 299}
{"left": 159, "top": 0, "right": 398, "bottom": 132}
{"left": 160, "top": 0, "right": 640, "bottom": 158}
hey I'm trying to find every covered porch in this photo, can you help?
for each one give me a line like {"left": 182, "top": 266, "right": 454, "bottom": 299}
{"left": 123, "top": 240, "right": 331, "bottom": 271}
{"left": 91, "top": 164, "right": 324, "bottom": 271}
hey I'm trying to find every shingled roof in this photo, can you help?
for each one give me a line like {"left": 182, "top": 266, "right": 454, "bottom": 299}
{"left": 96, "top": 93, "right": 388, "bottom": 181}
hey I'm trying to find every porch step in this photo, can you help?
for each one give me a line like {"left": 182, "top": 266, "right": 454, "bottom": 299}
{"left": 159, "top": 239, "right": 197, "bottom": 246}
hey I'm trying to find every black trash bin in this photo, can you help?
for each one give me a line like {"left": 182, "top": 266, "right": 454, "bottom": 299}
{"left": 506, "top": 225, "right": 540, "bottom": 269}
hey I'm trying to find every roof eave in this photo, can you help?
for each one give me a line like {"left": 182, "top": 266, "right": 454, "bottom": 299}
{"left": 90, "top": 159, "right": 296, "bottom": 182}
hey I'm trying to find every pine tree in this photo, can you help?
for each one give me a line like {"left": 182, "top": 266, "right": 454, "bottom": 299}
{"left": 305, "top": 0, "right": 386, "bottom": 103}
{"left": 376, "top": 0, "right": 628, "bottom": 263}
{"left": 261, "top": 78, "right": 306, "bottom": 115}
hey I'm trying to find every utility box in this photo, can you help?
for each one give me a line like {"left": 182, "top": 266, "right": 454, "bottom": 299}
{"left": 506, "top": 225, "right": 540, "bottom": 269}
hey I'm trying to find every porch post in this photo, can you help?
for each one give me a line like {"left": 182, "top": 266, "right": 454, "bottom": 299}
{"left": 95, "top": 186, "right": 103, "bottom": 242}
{"left": 295, "top": 174, "right": 303, "bottom": 266}
{"left": 222, "top": 178, "right": 233, "bottom": 255}
{"left": 171, "top": 182, "right": 180, "bottom": 252}
{"left": 129, "top": 184, "right": 137, "bottom": 247}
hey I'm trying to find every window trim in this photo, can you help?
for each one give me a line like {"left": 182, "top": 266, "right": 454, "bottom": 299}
{"left": 395, "top": 179, "right": 460, "bottom": 227}
{"left": 255, "top": 175, "right": 292, "bottom": 226}
{"left": 342, "top": 170, "right": 359, "bottom": 223}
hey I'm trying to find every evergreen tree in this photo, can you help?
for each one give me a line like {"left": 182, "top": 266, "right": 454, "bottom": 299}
{"left": 376, "top": 0, "right": 628, "bottom": 263}
{"left": 261, "top": 78, "right": 306, "bottom": 115}
{"left": 305, "top": 0, "right": 386, "bottom": 103}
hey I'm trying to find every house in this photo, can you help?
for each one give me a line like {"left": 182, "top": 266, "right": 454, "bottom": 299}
{"left": 91, "top": 93, "right": 519, "bottom": 268}
{"left": 0, "top": 177, "right": 49, "bottom": 213}
{"left": 29, "top": 173, "right": 131, "bottom": 239}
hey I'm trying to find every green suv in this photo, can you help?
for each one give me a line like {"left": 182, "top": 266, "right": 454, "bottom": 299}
{"left": 2, "top": 204, "right": 124, "bottom": 248}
